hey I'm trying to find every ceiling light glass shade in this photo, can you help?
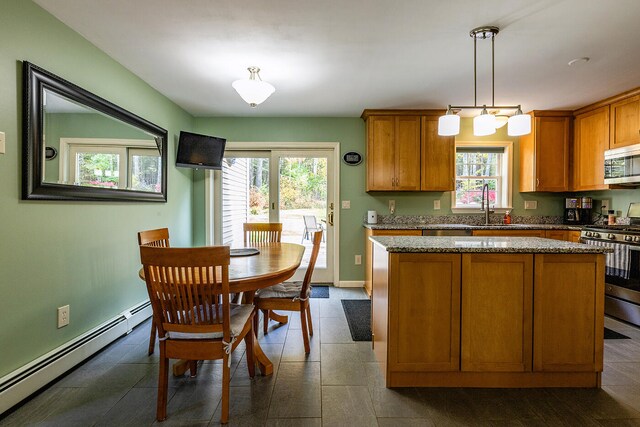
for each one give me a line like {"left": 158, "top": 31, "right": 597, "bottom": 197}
{"left": 494, "top": 115, "right": 509, "bottom": 129}
{"left": 438, "top": 113, "right": 460, "bottom": 136}
{"left": 507, "top": 112, "right": 531, "bottom": 136}
{"left": 232, "top": 79, "right": 275, "bottom": 107}
{"left": 473, "top": 110, "right": 496, "bottom": 136}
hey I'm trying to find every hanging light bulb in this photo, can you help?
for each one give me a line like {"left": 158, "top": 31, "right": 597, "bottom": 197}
{"left": 494, "top": 115, "right": 509, "bottom": 129}
{"left": 232, "top": 67, "right": 275, "bottom": 108}
{"left": 438, "top": 106, "right": 461, "bottom": 136}
{"left": 473, "top": 106, "right": 496, "bottom": 136}
{"left": 508, "top": 106, "right": 531, "bottom": 136}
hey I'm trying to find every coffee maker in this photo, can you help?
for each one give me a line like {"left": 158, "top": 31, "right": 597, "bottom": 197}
{"left": 564, "top": 197, "right": 593, "bottom": 225}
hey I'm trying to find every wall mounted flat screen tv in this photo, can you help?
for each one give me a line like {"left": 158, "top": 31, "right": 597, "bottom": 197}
{"left": 176, "top": 131, "right": 226, "bottom": 170}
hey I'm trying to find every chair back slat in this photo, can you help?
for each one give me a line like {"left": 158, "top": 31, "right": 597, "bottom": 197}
{"left": 138, "top": 228, "right": 170, "bottom": 247}
{"left": 140, "top": 246, "right": 230, "bottom": 338}
{"left": 243, "top": 223, "right": 282, "bottom": 246}
{"left": 300, "top": 231, "right": 323, "bottom": 298}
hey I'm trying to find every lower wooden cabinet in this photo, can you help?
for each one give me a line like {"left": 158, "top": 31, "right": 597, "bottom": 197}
{"left": 371, "top": 245, "right": 604, "bottom": 388}
{"left": 389, "top": 253, "right": 460, "bottom": 372}
{"left": 461, "top": 254, "right": 533, "bottom": 372}
{"left": 533, "top": 254, "right": 604, "bottom": 372}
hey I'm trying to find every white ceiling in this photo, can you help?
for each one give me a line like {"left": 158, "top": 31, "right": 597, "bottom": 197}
{"left": 34, "top": 0, "right": 640, "bottom": 117}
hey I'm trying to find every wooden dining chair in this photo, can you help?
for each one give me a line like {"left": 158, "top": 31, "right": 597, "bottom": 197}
{"left": 139, "top": 245, "right": 255, "bottom": 424}
{"left": 137, "top": 228, "right": 170, "bottom": 355}
{"left": 243, "top": 222, "right": 282, "bottom": 245}
{"left": 254, "top": 231, "right": 322, "bottom": 353}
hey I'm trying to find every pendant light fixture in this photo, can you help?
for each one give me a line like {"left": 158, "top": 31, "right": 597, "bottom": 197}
{"left": 437, "top": 26, "right": 531, "bottom": 137}
{"left": 232, "top": 66, "right": 275, "bottom": 108}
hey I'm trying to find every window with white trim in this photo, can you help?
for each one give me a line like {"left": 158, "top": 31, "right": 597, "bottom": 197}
{"left": 452, "top": 141, "right": 513, "bottom": 212}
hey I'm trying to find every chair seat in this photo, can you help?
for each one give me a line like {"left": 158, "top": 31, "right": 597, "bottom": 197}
{"left": 255, "top": 281, "right": 310, "bottom": 299}
{"left": 166, "top": 304, "right": 254, "bottom": 340}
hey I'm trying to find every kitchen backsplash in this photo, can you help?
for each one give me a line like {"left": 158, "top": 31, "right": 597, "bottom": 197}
{"left": 368, "top": 214, "right": 565, "bottom": 226}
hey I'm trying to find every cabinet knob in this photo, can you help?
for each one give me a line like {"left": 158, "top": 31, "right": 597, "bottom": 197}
{"left": 536, "top": 178, "right": 540, "bottom": 187}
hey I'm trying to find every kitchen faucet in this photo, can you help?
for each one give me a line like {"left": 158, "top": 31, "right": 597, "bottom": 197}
{"left": 480, "top": 183, "right": 494, "bottom": 225}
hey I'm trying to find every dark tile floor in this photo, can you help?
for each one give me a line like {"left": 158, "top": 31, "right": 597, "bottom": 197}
{"left": 2, "top": 287, "right": 640, "bottom": 426}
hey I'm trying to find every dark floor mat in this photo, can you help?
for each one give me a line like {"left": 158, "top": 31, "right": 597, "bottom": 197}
{"left": 310, "top": 284, "right": 330, "bottom": 298}
{"left": 604, "top": 327, "right": 631, "bottom": 339}
{"left": 341, "top": 299, "right": 371, "bottom": 341}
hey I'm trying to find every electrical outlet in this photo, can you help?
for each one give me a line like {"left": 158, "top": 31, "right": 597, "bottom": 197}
{"left": 341, "top": 200, "right": 350, "bottom": 209}
{"left": 0, "top": 131, "right": 5, "bottom": 154}
{"left": 57, "top": 305, "right": 69, "bottom": 328}
{"left": 524, "top": 200, "right": 537, "bottom": 210}
{"left": 434, "top": 200, "right": 441, "bottom": 210}
{"left": 389, "top": 200, "right": 396, "bottom": 214}
{"left": 355, "top": 255, "right": 362, "bottom": 265}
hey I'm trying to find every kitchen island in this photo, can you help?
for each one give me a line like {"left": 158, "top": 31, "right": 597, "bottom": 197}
{"left": 370, "top": 236, "right": 611, "bottom": 388}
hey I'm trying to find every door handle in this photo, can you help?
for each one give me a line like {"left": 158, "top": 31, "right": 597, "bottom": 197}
{"left": 328, "top": 211, "right": 334, "bottom": 226}
{"left": 271, "top": 202, "right": 275, "bottom": 210}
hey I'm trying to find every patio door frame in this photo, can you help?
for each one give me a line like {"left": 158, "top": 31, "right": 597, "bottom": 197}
{"left": 206, "top": 141, "right": 340, "bottom": 286}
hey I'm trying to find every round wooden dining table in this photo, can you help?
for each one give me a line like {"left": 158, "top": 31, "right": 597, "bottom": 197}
{"left": 139, "top": 242, "right": 305, "bottom": 377}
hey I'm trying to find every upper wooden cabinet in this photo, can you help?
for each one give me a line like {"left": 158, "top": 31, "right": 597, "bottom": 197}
{"left": 362, "top": 110, "right": 453, "bottom": 192}
{"left": 610, "top": 95, "right": 640, "bottom": 149}
{"left": 365, "top": 115, "right": 421, "bottom": 191}
{"left": 572, "top": 106, "right": 610, "bottom": 191}
{"left": 519, "top": 111, "right": 572, "bottom": 192}
{"left": 421, "top": 116, "right": 455, "bottom": 191}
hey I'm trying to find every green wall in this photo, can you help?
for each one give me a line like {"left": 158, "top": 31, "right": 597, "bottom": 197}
{"left": 193, "top": 117, "right": 566, "bottom": 282}
{"left": 0, "top": 1, "right": 194, "bottom": 377}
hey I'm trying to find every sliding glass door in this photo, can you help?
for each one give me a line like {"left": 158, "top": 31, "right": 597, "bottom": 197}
{"left": 217, "top": 149, "right": 335, "bottom": 283}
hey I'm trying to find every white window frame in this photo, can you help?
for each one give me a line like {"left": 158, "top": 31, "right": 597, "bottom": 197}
{"left": 451, "top": 141, "right": 513, "bottom": 214}
{"left": 58, "top": 138, "right": 158, "bottom": 188}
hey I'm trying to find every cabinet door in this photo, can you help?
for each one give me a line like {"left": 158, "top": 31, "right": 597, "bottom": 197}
{"left": 395, "top": 116, "right": 421, "bottom": 190}
{"left": 389, "top": 253, "right": 461, "bottom": 372}
{"left": 545, "top": 230, "right": 568, "bottom": 241}
{"left": 461, "top": 254, "right": 533, "bottom": 372}
{"left": 367, "top": 116, "right": 396, "bottom": 191}
{"left": 573, "top": 106, "right": 610, "bottom": 191}
{"left": 421, "top": 116, "right": 454, "bottom": 191}
{"left": 536, "top": 117, "right": 570, "bottom": 191}
{"left": 568, "top": 231, "right": 581, "bottom": 242}
{"left": 610, "top": 95, "right": 640, "bottom": 149}
{"left": 533, "top": 254, "right": 604, "bottom": 372}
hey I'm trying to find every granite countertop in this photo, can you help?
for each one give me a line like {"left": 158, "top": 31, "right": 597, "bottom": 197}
{"left": 370, "top": 236, "right": 613, "bottom": 254}
{"left": 364, "top": 223, "right": 582, "bottom": 231}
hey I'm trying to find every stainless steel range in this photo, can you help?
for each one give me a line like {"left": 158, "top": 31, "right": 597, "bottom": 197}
{"left": 580, "top": 202, "right": 640, "bottom": 327}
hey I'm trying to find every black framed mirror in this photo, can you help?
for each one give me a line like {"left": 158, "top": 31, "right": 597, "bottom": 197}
{"left": 22, "top": 62, "right": 168, "bottom": 202}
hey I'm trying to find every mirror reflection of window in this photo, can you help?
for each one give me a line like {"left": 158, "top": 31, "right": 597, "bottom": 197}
{"left": 42, "top": 88, "right": 162, "bottom": 193}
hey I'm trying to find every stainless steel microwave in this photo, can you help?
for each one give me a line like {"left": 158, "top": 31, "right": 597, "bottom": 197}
{"left": 604, "top": 143, "right": 640, "bottom": 185}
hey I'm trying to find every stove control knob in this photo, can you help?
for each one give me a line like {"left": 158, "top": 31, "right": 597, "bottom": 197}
{"left": 634, "top": 236, "right": 640, "bottom": 243}
{"left": 608, "top": 234, "right": 616, "bottom": 240}
{"left": 593, "top": 232, "right": 601, "bottom": 238}
{"left": 585, "top": 231, "right": 593, "bottom": 237}
{"left": 625, "top": 235, "right": 633, "bottom": 242}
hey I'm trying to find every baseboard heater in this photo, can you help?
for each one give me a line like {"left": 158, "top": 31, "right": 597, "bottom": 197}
{"left": 0, "top": 300, "right": 152, "bottom": 415}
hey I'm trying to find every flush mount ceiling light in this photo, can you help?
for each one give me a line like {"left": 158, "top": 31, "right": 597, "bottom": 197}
{"left": 438, "top": 26, "right": 531, "bottom": 137}
{"left": 232, "top": 66, "right": 275, "bottom": 108}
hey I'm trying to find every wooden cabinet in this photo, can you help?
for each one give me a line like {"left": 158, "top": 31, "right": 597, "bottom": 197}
{"left": 371, "top": 246, "right": 604, "bottom": 388}
{"left": 573, "top": 106, "right": 611, "bottom": 191}
{"left": 533, "top": 254, "right": 604, "bottom": 372}
{"left": 545, "top": 230, "right": 568, "bottom": 241}
{"left": 472, "top": 229, "right": 546, "bottom": 238}
{"left": 389, "top": 252, "right": 461, "bottom": 372}
{"left": 519, "top": 111, "right": 572, "bottom": 192}
{"left": 568, "top": 231, "right": 581, "bottom": 242}
{"left": 364, "top": 228, "right": 421, "bottom": 297}
{"left": 461, "top": 254, "right": 533, "bottom": 372}
{"left": 421, "top": 116, "right": 455, "bottom": 191}
{"left": 610, "top": 95, "right": 640, "bottom": 149}
{"left": 366, "top": 115, "right": 421, "bottom": 191}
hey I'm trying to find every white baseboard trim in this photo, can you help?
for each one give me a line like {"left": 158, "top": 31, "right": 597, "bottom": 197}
{"left": 0, "top": 300, "right": 152, "bottom": 415}
{"left": 338, "top": 280, "right": 365, "bottom": 288}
